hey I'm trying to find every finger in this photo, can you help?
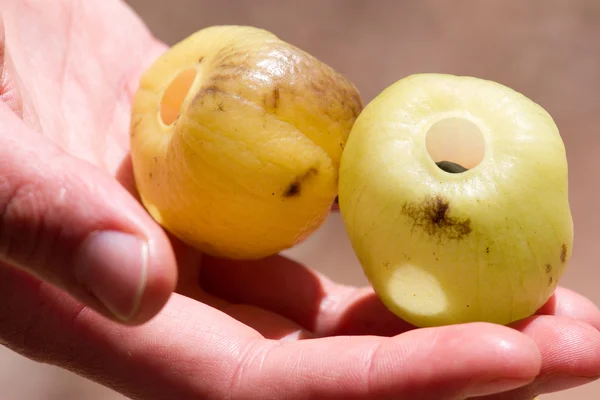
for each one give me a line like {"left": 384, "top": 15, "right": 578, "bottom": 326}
{"left": 536, "top": 286, "right": 600, "bottom": 330}
{"left": 173, "top": 243, "right": 314, "bottom": 341}
{"left": 473, "top": 315, "right": 600, "bottom": 400}
{"left": 200, "top": 254, "right": 332, "bottom": 332}
{"left": 202, "top": 248, "right": 600, "bottom": 340}
{"left": 0, "top": 262, "right": 259, "bottom": 400}
{"left": 331, "top": 196, "right": 339, "bottom": 211}
{"left": 0, "top": 263, "right": 541, "bottom": 400}
{"left": 201, "top": 254, "right": 417, "bottom": 336}
{"left": 240, "top": 323, "right": 540, "bottom": 400}
{"left": 0, "top": 104, "right": 177, "bottom": 324}
{"left": 516, "top": 315, "right": 600, "bottom": 394}
{"left": 224, "top": 304, "right": 315, "bottom": 341}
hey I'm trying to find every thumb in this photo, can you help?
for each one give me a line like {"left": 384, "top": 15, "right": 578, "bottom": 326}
{"left": 0, "top": 105, "right": 177, "bottom": 325}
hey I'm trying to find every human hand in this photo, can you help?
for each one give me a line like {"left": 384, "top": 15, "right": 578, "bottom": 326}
{"left": 0, "top": 0, "right": 177, "bottom": 324}
{"left": 2, "top": 1, "right": 600, "bottom": 399}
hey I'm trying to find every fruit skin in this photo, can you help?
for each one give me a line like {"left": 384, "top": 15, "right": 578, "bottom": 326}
{"left": 338, "top": 73, "right": 573, "bottom": 328}
{"left": 130, "top": 25, "right": 362, "bottom": 259}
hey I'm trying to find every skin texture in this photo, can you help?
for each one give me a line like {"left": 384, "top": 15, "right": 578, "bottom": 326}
{"left": 0, "top": 0, "right": 600, "bottom": 399}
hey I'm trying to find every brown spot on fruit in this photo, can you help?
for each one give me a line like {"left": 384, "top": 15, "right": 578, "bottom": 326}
{"left": 546, "top": 264, "right": 552, "bottom": 274}
{"left": 283, "top": 168, "right": 319, "bottom": 198}
{"left": 193, "top": 84, "right": 227, "bottom": 107}
{"left": 431, "top": 198, "right": 449, "bottom": 225}
{"left": 272, "top": 86, "right": 280, "bottom": 110}
{"left": 213, "top": 50, "right": 250, "bottom": 80}
{"left": 549, "top": 276, "right": 554, "bottom": 286}
{"left": 560, "top": 243, "right": 567, "bottom": 263}
{"left": 218, "top": 61, "right": 238, "bottom": 69}
{"left": 401, "top": 194, "right": 472, "bottom": 240}
{"left": 200, "top": 84, "right": 222, "bottom": 95}
{"left": 210, "top": 73, "right": 235, "bottom": 82}
{"left": 198, "top": 56, "right": 204, "bottom": 63}
{"left": 262, "top": 85, "right": 281, "bottom": 112}
{"left": 130, "top": 116, "right": 142, "bottom": 135}
{"left": 284, "top": 182, "right": 300, "bottom": 197}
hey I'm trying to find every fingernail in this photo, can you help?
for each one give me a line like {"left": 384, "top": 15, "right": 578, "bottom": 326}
{"left": 75, "top": 231, "right": 148, "bottom": 321}
{"left": 466, "top": 377, "right": 534, "bottom": 397}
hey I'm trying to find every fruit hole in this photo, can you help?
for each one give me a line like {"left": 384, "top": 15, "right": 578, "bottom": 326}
{"left": 160, "top": 68, "right": 198, "bottom": 126}
{"left": 425, "top": 118, "right": 485, "bottom": 172}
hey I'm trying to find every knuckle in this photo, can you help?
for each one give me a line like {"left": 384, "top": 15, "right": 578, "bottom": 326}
{"left": 0, "top": 262, "right": 88, "bottom": 368}
{"left": 0, "top": 265, "right": 51, "bottom": 364}
{"left": 0, "top": 175, "right": 47, "bottom": 267}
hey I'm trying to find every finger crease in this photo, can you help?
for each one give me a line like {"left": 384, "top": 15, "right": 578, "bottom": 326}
{"left": 227, "top": 339, "right": 272, "bottom": 399}
{"left": 364, "top": 341, "right": 383, "bottom": 397}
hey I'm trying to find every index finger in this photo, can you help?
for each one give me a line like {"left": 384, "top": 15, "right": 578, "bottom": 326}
{"left": 0, "top": 261, "right": 541, "bottom": 400}
{"left": 536, "top": 286, "right": 600, "bottom": 330}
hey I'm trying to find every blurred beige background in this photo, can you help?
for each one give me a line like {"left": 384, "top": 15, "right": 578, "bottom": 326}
{"left": 2, "top": 0, "right": 600, "bottom": 399}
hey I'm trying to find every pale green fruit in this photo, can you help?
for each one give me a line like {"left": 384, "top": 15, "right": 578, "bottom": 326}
{"left": 338, "top": 73, "right": 573, "bottom": 328}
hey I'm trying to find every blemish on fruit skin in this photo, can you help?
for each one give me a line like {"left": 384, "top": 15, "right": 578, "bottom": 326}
{"left": 262, "top": 86, "right": 281, "bottom": 111}
{"left": 211, "top": 51, "right": 251, "bottom": 81}
{"left": 198, "top": 56, "right": 204, "bottom": 63}
{"left": 218, "top": 62, "right": 240, "bottom": 70}
{"left": 199, "top": 84, "right": 223, "bottom": 95}
{"left": 560, "top": 243, "right": 567, "bottom": 263}
{"left": 284, "top": 182, "right": 301, "bottom": 197}
{"left": 304, "top": 68, "right": 362, "bottom": 118}
{"left": 402, "top": 194, "right": 472, "bottom": 240}
{"left": 210, "top": 73, "right": 234, "bottom": 82}
{"left": 203, "top": 45, "right": 363, "bottom": 125}
{"left": 549, "top": 276, "right": 554, "bottom": 286}
{"left": 283, "top": 167, "right": 318, "bottom": 198}
{"left": 272, "top": 86, "right": 280, "bottom": 110}
{"left": 131, "top": 117, "right": 142, "bottom": 136}
{"left": 546, "top": 264, "right": 552, "bottom": 274}
{"left": 193, "top": 85, "right": 227, "bottom": 109}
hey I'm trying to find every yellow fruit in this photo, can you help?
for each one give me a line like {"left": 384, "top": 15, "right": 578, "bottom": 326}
{"left": 130, "top": 25, "right": 362, "bottom": 259}
{"left": 338, "top": 73, "right": 573, "bottom": 328}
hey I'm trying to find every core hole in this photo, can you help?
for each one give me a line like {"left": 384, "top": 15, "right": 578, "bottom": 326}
{"left": 159, "top": 68, "right": 198, "bottom": 126}
{"left": 425, "top": 118, "right": 485, "bottom": 172}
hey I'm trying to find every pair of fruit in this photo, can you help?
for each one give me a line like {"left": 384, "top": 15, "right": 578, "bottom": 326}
{"left": 130, "top": 26, "right": 573, "bottom": 328}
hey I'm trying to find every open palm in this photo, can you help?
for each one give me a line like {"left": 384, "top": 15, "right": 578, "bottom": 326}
{"left": 1, "top": 1, "right": 600, "bottom": 399}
